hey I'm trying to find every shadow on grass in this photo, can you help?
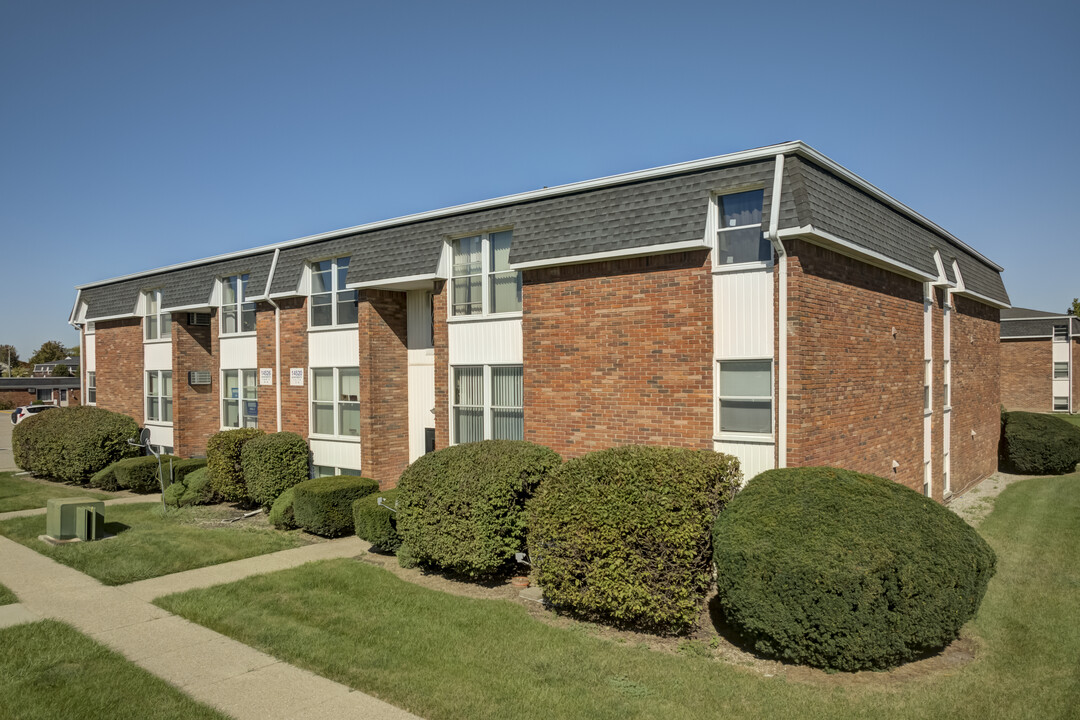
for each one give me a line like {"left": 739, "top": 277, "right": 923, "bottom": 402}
{"left": 103, "top": 522, "right": 131, "bottom": 536}
{"left": 706, "top": 595, "right": 762, "bottom": 656}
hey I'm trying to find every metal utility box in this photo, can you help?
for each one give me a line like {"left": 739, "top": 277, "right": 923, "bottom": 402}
{"left": 46, "top": 498, "right": 105, "bottom": 541}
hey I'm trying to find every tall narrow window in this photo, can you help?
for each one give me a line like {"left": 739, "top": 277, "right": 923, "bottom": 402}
{"left": 144, "top": 290, "right": 171, "bottom": 341}
{"left": 718, "top": 360, "right": 773, "bottom": 434}
{"left": 490, "top": 366, "right": 524, "bottom": 440}
{"left": 310, "top": 367, "right": 361, "bottom": 436}
{"left": 451, "top": 231, "right": 521, "bottom": 316}
{"left": 146, "top": 370, "right": 172, "bottom": 423}
{"left": 453, "top": 366, "right": 484, "bottom": 442}
{"left": 87, "top": 371, "right": 96, "bottom": 404}
{"left": 222, "top": 369, "right": 258, "bottom": 428}
{"left": 221, "top": 275, "right": 256, "bottom": 334}
{"left": 450, "top": 364, "right": 526, "bottom": 443}
{"left": 716, "top": 190, "right": 770, "bottom": 266}
{"left": 310, "top": 257, "right": 358, "bottom": 327}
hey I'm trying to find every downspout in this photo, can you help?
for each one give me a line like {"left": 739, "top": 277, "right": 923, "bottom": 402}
{"left": 264, "top": 249, "right": 283, "bottom": 433}
{"left": 765, "top": 153, "right": 788, "bottom": 468}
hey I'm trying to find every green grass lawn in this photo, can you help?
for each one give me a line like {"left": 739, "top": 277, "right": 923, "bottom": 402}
{"left": 0, "top": 582, "right": 16, "bottom": 606}
{"left": 157, "top": 472, "right": 1080, "bottom": 720}
{"left": 0, "top": 620, "right": 226, "bottom": 719}
{"left": 0, "top": 503, "right": 308, "bottom": 585}
{"left": 1053, "top": 412, "right": 1080, "bottom": 428}
{"left": 0, "top": 471, "right": 110, "bottom": 513}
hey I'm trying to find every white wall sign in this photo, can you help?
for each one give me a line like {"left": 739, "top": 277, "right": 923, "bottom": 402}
{"left": 290, "top": 368, "right": 304, "bottom": 386}
{"left": 259, "top": 368, "right": 273, "bottom": 386}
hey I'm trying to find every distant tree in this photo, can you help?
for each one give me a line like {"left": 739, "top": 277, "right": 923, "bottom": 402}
{"left": 51, "top": 364, "right": 72, "bottom": 377}
{"left": 1069, "top": 298, "right": 1080, "bottom": 317}
{"left": 67, "top": 346, "right": 81, "bottom": 357}
{"left": 27, "top": 340, "right": 68, "bottom": 366}
{"left": 0, "top": 344, "right": 19, "bottom": 375}
{"left": 9, "top": 364, "right": 30, "bottom": 378}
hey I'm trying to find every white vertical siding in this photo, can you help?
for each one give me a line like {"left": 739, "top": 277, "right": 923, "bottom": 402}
{"left": 146, "top": 424, "right": 173, "bottom": 449}
{"left": 84, "top": 335, "right": 96, "bottom": 372}
{"left": 309, "top": 438, "right": 362, "bottom": 471}
{"left": 714, "top": 439, "right": 774, "bottom": 482}
{"left": 220, "top": 336, "right": 259, "bottom": 369}
{"left": 144, "top": 341, "right": 172, "bottom": 371}
{"left": 408, "top": 290, "right": 435, "bottom": 462}
{"left": 447, "top": 318, "right": 523, "bottom": 365}
{"left": 308, "top": 328, "right": 360, "bottom": 368}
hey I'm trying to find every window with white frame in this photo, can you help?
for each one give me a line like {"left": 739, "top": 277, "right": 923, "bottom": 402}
{"left": 311, "top": 367, "right": 360, "bottom": 437}
{"left": 310, "top": 257, "right": 358, "bottom": 327}
{"left": 36, "top": 389, "right": 52, "bottom": 403}
{"left": 1054, "top": 324, "right": 1068, "bottom": 341}
{"left": 144, "top": 290, "right": 171, "bottom": 341}
{"left": 452, "top": 365, "right": 523, "bottom": 443}
{"left": 451, "top": 231, "right": 521, "bottom": 316}
{"left": 221, "top": 274, "right": 256, "bottom": 334}
{"left": 222, "top": 369, "right": 258, "bottom": 428}
{"left": 87, "top": 371, "right": 96, "bottom": 404}
{"left": 1054, "top": 362, "right": 1069, "bottom": 379}
{"left": 715, "top": 190, "right": 771, "bottom": 266}
{"left": 718, "top": 360, "right": 773, "bottom": 434}
{"left": 1054, "top": 396, "right": 1069, "bottom": 411}
{"left": 312, "top": 465, "right": 362, "bottom": 478}
{"left": 146, "top": 370, "right": 172, "bottom": 423}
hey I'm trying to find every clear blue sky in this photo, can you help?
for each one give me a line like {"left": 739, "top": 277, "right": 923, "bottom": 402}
{"left": 1, "top": 0, "right": 1077, "bottom": 358}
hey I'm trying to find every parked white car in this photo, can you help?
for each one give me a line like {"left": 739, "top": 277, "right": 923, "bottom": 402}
{"left": 10, "top": 404, "right": 58, "bottom": 425}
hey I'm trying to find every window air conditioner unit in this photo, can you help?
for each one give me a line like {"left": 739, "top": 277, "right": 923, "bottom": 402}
{"left": 188, "top": 371, "right": 212, "bottom": 385}
{"left": 188, "top": 312, "right": 211, "bottom": 326}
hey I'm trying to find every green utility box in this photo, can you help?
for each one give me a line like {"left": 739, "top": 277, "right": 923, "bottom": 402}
{"left": 46, "top": 498, "right": 105, "bottom": 541}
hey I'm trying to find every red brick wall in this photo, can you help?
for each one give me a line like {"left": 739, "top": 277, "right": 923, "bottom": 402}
{"left": 173, "top": 311, "right": 219, "bottom": 457}
{"left": 433, "top": 281, "right": 450, "bottom": 450}
{"left": 255, "top": 303, "right": 278, "bottom": 434}
{"left": 785, "top": 240, "right": 925, "bottom": 492}
{"left": 357, "top": 290, "right": 409, "bottom": 487}
{"left": 0, "top": 388, "right": 79, "bottom": 408}
{"left": 949, "top": 296, "right": 1000, "bottom": 495}
{"left": 1000, "top": 339, "right": 1050, "bottom": 412}
{"left": 95, "top": 318, "right": 144, "bottom": 425}
{"left": 521, "top": 251, "right": 713, "bottom": 458}
{"left": 278, "top": 298, "right": 308, "bottom": 438}
{"left": 1074, "top": 339, "right": 1080, "bottom": 413}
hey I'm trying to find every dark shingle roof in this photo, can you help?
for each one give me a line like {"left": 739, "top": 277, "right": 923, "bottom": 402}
{"left": 0, "top": 377, "right": 80, "bottom": 390}
{"left": 1001, "top": 307, "right": 1069, "bottom": 319}
{"left": 1000, "top": 312, "right": 1079, "bottom": 339}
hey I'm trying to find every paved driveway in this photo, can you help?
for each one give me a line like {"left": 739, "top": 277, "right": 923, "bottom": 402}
{"left": 0, "top": 411, "right": 17, "bottom": 471}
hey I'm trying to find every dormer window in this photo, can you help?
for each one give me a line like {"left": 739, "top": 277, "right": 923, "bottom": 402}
{"left": 221, "top": 274, "right": 256, "bottom": 334}
{"left": 716, "top": 190, "right": 771, "bottom": 266}
{"left": 144, "top": 290, "right": 171, "bottom": 341}
{"left": 451, "top": 230, "right": 521, "bottom": 317}
{"left": 310, "top": 257, "right": 358, "bottom": 327}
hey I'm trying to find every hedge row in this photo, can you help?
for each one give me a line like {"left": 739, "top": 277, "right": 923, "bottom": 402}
{"left": 163, "top": 466, "right": 216, "bottom": 508}
{"left": 353, "top": 488, "right": 402, "bottom": 552}
{"left": 205, "top": 429, "right": 310, "bottom": 507}
{"left": 293, "top": 476, "right": 379, "bottom": 537}
{"left": 12, "top": 406, "right": 140, "bottom": 481}
{"left": 206, "top": 428, "right": 263, "bottom": 502}
{"left": 1001, "top": 411, "right": 1080, "bottom": 474}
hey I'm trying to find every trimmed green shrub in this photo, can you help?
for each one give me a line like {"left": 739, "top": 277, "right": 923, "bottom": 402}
{"left": 164, "top": 467, "right": 216, "bottom": 508}
{"left": 712, "top": 467, "right": 997, "bottom": 671}
{"left": 241, "top": 432, "right": 309, "bottom": 506}
{"left": 529, "top": 446, "right": 740, "bottom": 633}
{"left": 163, "top": 478, "right": 186, "bottom": 507}
{"left": 206, "top": 428, "right": 263, "bottom": 503}
{"left": 114, "top": 455, "right": 179, "bottom": 493}
{"left": 268, "top": 486, "right": 298, "bottom": 529}
{"left": 1001, "top": 411, "right": 1080, "bottom": 475}
{"left": 89, "top": 463, "right": 122, "bottom": 491}
{"left": 171, "top": 458, "right": 207, "bottom": 486}
{"left": 11, "top": 406, "right": 140, "bottom": 482}
{"left": 293, "top": 476, "right": 379, "bottom": 537}
{"left": 397, "top": 440, "right": 562, "bottom": 578}
{"left": 353, "top": 488, "right": 402, "bottom": 552}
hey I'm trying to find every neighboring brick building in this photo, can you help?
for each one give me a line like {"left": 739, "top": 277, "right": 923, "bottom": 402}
{"left": 69, "top": 142, "right": 1009, "bottom": 498}
{"left": 1000, "top": 307, "right": 1080, "bottom": 414}
{"left": 0, "top": 377, "right": 81, "bottom": 409}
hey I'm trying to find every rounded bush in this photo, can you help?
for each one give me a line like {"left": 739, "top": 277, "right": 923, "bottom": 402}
{"left": 353, "top": 488, "right": 402, "bottom": 552}
{"left": 164, "top": 467, "right": 216, "bottom": 508}
{"left": 241, "top": 432, "right": 309, "bottom": 506}
{"left": 1001, "top": 411, "right": 1080, "bottom": 475}
{"left": 206, "top": 428, "right": 263, "bottom": 503}
{"left": 114, "top": 455, "right": 179, "bottom": 493}
{"left": 293, "top": 476, "right": 379, "bottom": 537}
{"left": 268, "top": 486, "right": 297, "bottom": 529}
{"left": 712, "top": 467, "right": 997, "bottom": 671}
{"left": 163, "top": 479, "right": 186, "bottom": 507}
{"left": 171, "top": 458, "right": 207, "bottom": 485}
{"left": 12, "top": 406, "right": 140, "bottom": 482}
{"left": 529, "top": 446, "right": 741, "bottom": 633}
{"left": 90, "top": 463, "right": 122, "bottom": 491}
{"left": 397, "top": 440, "right": 562, "bottom": 578}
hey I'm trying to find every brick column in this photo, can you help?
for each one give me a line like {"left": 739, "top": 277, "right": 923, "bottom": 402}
{"left": 255, "top": 302, "right": 278, "bottom": 433}
{"left": 95, "top": 318, "right": 144, "bottom": 426}
{"left": 357, "top": 290, "right": 409, "bottom": 488}
{"left": 173, "top": 312, "right": 219, "bottom": 457}
{"left": 278, "top": 298, "right": 309, "bottom": 438}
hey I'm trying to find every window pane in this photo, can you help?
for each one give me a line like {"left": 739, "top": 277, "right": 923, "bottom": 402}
{"left": 1054, "top": 362, "right": 1069, "bottom": 379}
{"left": 719, "top": 190, "right": 764, "bottom": 228}
{"left": 148, "top": 372, "right": 160, "bottom": 396}
{"left": 147, "top": 397, "right": 159, "bottom": 422}
{"left": 454, "top": 407, "right": 483, "bottom": 443}
{"left": 223, "top": 277, "right": 238, "bottom": 305}
{"left": 312, "top": 402, "right": 335, "bottom": 434}
{"left": 147, "top": 291, "right": 159, "bottom": 314}
{"left": 223, "top": 308, "right": 238, "bottom": 334}
{"left": 242, "top": 371, "right": 257, "bottom": 399}
{"left": 453, "top": 236, "right": 482, "bottom": 276}
{"left": 491, "top": 366, "right": 523, "bottom": 408}
{"left": 313, "top": 369, "right": 334, "bottom": 401}
{"left": 336, "top": 290, "right": 358, "bottom": 325}
{"left": 241, "top": 304, "right": 256, "bottom": 333}
{"left": 490, "top": 271, "right": 522, "bottom": 313}
{"left": 313, "top": 465, "right": 333, "bottom": 478}
{"left": 720, "top": 400, "right": 772, "bottom": 434}
{"left": 311, "top": 262, "right": 332, "bottom": 294}
{"left": 339, "top": 403, "right": 361, "bottom": 437}
{"left": 224, "top": 370, "right": 239, "bottom": 399}
{"left": 339, "top": 368, "right": 360, "bottom": 401}
{"left": 489, "top": 231, "right": 513, "bottom": 272}
{"left": 719, "top": 361, "right": 771, "bottom": 397}
{"left": 336, "top": 257, "right": 350, "bottom": 290}
{"left": 717, "top": 227, "right": 770, "bottom": 265}
{"left": 224, "top": 399, "right": 239, "bottom": 427}
{"left": 338, "top": 468, "right": 361, "bottom": 477}
{"left": 146, "top": 315, "right": 157, "bottom": 340}
{"left": 88, "top": 372, "right": 95, "bottom": 387}
{"left": 452, "top": 276, "right": 482, "bottom": 316}
{"left": 311, "top": 294, "right": 333, "bottom": 326}
{"left": 491, "top": 409, "right": 524, "bottom": 440}
{"left": 162, "top": 371, "right": 172, "bottom": 398}
{"left": 88, "top": 388, "right": 96, "bottom": 403}
{"left": 454, "top": 367, "right": 483, "bottom": 406}
{"left": 160, "top": 313, "right": 171, "bottom": 336}
{"left": 163, "top": 398, "right": 173, "bottom": 423}
{"left": 1054, "top": 397, "right": 1069, "bottom": 411}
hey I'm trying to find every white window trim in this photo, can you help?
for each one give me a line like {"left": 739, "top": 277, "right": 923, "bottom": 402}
{"left": 86, "top": 371, "right": 96, "bottom": 405}
{"left": 308, "top": 366, "right": 362, "bottom": 441}
{"left": 447, "top": 230, "right": 522, "bottom": 319}
{"left": 449, "top": 363, "right": 524, "bottom": 444}
{"left": 311, "top": 464, "right": 363, "bottom": 479}
{"left": 307, "top": 257, "right": 360, "bottom": 330}
{"left": 1053, "top": 362, "right": 1070, "bottom": 380}
{"left": 221, "top": 368, "right": 259, "bottom": 430}
{"left": 143, "top": 289, "right": 171, "bottom": 343}
{"left": 715, "top": 357, "right": 774, "bottom": 440}
{"left": 711, "top": 189, "right": 773, "bottom": 273}
{"left": 145, "top": 369, "right": 173, "bottom": 425}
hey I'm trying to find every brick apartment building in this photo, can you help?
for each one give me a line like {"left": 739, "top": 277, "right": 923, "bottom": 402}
{"left": 69, "top": 142, "right": 1009, "bottom": 500}
{"left": 1000, "top": 307, "right": 1080, "bottom": 413}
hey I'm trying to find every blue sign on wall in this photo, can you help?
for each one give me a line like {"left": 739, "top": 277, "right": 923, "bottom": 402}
{"left": 245, "top": 400, "right": 258, "bottom": 417}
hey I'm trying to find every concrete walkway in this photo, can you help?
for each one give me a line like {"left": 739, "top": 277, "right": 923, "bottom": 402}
{"left": 0, "top": 534, "right": 419, "bottom": 720}
{"left": 0, "top": 493, "right": 164, "bottom": 521}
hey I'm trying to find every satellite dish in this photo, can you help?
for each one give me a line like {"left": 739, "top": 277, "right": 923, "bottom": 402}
{"left": 139, "top": 428, "right": 151, "bottom": 445}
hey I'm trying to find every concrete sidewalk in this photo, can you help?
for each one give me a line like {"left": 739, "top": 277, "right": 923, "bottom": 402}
{"left": 0, "top": 493, "right": 164, "bottom": 521}
{"left": 0, "top": 534, "right": 418, "bottom": 720}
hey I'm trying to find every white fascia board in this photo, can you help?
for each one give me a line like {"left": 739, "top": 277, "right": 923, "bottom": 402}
{"left": 345, "top": 273, "right": 440, "bottom": 290}
{"left": 68, "top": 290, "right": 82, "bottom": 325}
{"left": 510, "top": 239, "right": 712, "bottom": 271}
{"left": 776, "top": 226, "right": 937, "bottom": 282}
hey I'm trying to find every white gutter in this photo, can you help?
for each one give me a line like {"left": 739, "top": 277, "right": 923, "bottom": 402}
{"left": 263, "top": 249, "right": 283, "bottom": 433}
{"left": 765, "top": 154, "right": 788, "bottom": 469}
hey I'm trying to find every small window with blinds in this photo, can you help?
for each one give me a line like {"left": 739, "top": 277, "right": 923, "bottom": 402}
{"left": 452, "top": 365, "right": 523, "bottom": 443}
